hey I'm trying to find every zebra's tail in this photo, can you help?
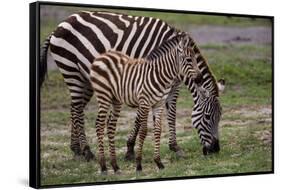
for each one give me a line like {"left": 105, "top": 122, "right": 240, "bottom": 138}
{"left": 40, "top": 34, "right": 52, "bottom": 87}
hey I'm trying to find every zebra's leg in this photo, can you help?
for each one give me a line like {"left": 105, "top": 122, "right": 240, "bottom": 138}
{"left": 70, "top": 103, "right": 95, "bottom": 161}
{"left": 80, "top": 87, "right": 95, "bottom": 161}
{"left": 165, "top": 84, "right": 185, "bottom": 157}
{"left": 135, "top": 106, "right": 149, "bottom": 172}
{"left": 96, "top": 103, "right": 110, "bottom": 175}
{"left": 52, "top": 56, "right": 94, "bottom": 161}
{"left": 124, "top": 114, "right": 141, "bottom": 161}
{"left": 70, "top": 102, "right": 84, "bottom": 157}
{"left": 152, "top": 107, "right": 165, "bottom": 170}
{"left": 70, "top": 85, "right": 95, "bottom": 162}
{"left": 107, "top": 103, "right": 122, "bottom": 173}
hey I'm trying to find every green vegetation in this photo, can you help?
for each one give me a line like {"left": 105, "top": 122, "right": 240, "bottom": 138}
{"left": 41, "top": 117, "right": 271, "bottom": 185}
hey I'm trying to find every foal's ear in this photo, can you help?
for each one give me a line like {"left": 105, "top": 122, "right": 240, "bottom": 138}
{"left": 187, "top": 47, "right": 195, "bottom": 57}
{"left": 179, "top": 32, "right": 190, "bottom": 49}
{"left": 217, "top": 78, "right": 226, "bottom": 93}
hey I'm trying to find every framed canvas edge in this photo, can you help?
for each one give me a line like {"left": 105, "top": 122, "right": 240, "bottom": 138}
{"left": 271, "top": 16, "right": 275, "bottom": 174}
{"left": 29, "top": 1, "right": 275, "bottom": 189}
{"left": 30, "top": 1, "right": 41, "bottom": 189}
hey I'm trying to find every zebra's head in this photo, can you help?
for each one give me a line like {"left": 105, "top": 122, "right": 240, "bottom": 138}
{"left": 177, "top": 33, "right": 203, "bottom": 85}
{"left": 192, "top": 86, "right": 222, "bottom": 155}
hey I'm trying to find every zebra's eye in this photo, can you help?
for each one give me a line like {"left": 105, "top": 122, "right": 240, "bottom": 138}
{"left": 205, "top": 113, "right": 211, "bottom": 120}
{"left": 186, "top": 58, "right": 192, "bottom": 62}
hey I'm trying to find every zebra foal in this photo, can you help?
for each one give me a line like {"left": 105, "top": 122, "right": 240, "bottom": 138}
{"left": 90, "top": 33, "right": 202, "bottom": 173}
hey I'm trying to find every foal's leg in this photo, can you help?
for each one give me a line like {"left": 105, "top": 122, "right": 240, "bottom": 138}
{"left": 107, "top": 103, "right": 122, "bottom": 173}
{"left": 165, "top": 83, "right": 185, "bottom": 157}
{"left": 95, "top": 103, "right": 110, "bottom": 175}
{"left": 135, "top": 106, "right": 149, "bottom": 172}
{"left": 152, "top": 107, "right": 165, "bottom": 169}
{"left": 125, "top": 113, "right": 141, "bottom": 161}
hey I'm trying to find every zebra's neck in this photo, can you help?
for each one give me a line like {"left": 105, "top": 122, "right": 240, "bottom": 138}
{"left": 149, "top": 50, "right": 179, "bottom": 87}
{"left": 146, "top": 37, "right": 180, "bottom": 89}
{"left": 185, "top": 37, "right": 219, "bottom": 102}
{"left": 146, "top": 35, "right": 179, "bottom": 61}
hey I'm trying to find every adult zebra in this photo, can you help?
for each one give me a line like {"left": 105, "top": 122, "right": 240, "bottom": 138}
{"left": 90, "top": 33, "right": 202, "bottom": 173}
{"left": 40, "top": 11, "right": 222, "bottom": 161}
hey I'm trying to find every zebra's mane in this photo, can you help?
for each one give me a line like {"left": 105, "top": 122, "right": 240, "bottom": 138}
{"left": 187, "top": 35, "right": 219, "bottom": 97}
{"left": 146, "top": 35, "right": 180, "bottom": 61}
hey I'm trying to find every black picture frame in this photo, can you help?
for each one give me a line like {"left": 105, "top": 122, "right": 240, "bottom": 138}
{"left": 30, "top": 1, "right": 274, "bottom": 188}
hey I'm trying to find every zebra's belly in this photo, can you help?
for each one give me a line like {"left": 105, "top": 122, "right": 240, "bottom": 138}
{"left": 151, "top": 94, "right": 169, "bottom": 108}
{"left": 144, "top": 87, "right": 171, "bottom": 108}
{"left": 120, "top": 95, "right": 140, "bottom": 108}
{"left": 120, "top": 91, "right": 170, "bottom": 109}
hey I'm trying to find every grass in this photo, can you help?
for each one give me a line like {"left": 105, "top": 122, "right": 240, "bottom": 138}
{"left": 40, "top": 42, "right": 272, "bottom": 186}
{"left": 41, "top": 120, "right": 271, "bottom": 185}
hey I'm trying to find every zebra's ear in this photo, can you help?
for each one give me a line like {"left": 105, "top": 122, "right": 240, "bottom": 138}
{"left": 217, "top": 78, "right": 226, "bottom": 93}
{"left": 179, "top": 32, "right": 190, "bottom": 49}
{"left": 182, "top": 33, "right": 190, "bottom": 47}
{"left": 187, "top": 47, "right": 195, "bottom": 57}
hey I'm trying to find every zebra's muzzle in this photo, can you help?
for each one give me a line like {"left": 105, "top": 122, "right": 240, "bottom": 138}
{"left": 202, "top": 139, "right": 220, "bottom": 155}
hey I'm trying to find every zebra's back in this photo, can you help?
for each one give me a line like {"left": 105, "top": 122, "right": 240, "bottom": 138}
{"left": 50, "top": 11, "right": 176, "bottom": 81}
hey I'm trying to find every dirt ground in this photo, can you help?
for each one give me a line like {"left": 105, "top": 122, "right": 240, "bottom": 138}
{"left": 81, "top": 101, "right": 272, "bottom": 144}
{"left": 189, "top": 26, "right": 271, "bottom": 45}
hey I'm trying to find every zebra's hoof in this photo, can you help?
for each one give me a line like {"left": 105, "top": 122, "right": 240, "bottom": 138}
{"left": 136, "top": 170, "right": 143, "bottom": 176}
{"left": 124, "top": 151, "right": 135, "bottom": 161}
{"left": 136, "top": 163, "right": 142, "bottom": 172}
{"left": 155, "top": 161, "right": 165, "bottom": 170}
{"left": 84, "top": 150, "right": 95, "bottom": 162}
{"left": 154, "top": 157, "right": 165, "bottom": 170}
{"left": 114, "top": 170, "right": 122, "bottom": 175}
{"left": 169, "top": 144, "right": 185, "bottom": 158}
{"left": 71, "top": 147, "right": 82, "bottom": 159}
